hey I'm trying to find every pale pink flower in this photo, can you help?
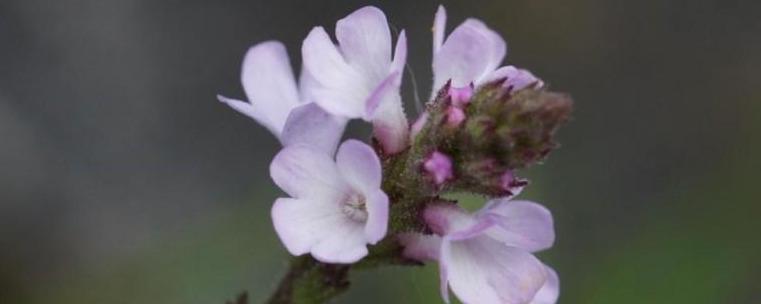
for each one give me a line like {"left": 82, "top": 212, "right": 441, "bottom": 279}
{"left": 270, "top": 139, "right": 389, "bottom": 264}
{"left": 400, "top": 199, "right": 559, "bottom": 304}
{"left": 218, "top": 42, "right": 345, "bottom": 153}
{"left": 431, "top": 6, "right": 543, "bottom": 98}
{"left": 302, "top": 6, "right": 409, "bottom": 154}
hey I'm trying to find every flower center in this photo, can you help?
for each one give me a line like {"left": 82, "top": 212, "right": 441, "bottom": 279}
{"left": 342, "top": 193, "right": 368, "bottom": 222}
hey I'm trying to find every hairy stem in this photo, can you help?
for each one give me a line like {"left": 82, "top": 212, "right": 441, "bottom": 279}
{"left": 266, "top": 256, "right": 350, "bottom": 304}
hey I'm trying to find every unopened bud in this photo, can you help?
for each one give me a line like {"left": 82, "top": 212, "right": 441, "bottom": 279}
{"left": 465, "top": 86, "right": 572, "bottom": 169}
{"left": 499, "top": 90, "right": 572, "bottom": 168}
{"left": 423, "top": 151, "right": 453, "bottom": 185}
{"left": 445, "top": 106, "right": 466, "bottom": 127}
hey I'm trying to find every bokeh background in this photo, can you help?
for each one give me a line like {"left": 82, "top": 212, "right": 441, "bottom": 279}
{"left": 2, "top": 0, "right": 760, "bottom": 303}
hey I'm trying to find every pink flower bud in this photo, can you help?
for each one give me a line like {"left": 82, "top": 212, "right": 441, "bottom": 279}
{"left": 423, "top": 151, "right": 454, "bottom": 185}
{"left": 445, "top": 106, "right": 466, "bottom": 127}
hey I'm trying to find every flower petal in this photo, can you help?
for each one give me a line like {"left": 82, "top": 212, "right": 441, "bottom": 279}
{"left": 484, "top": 65, "right": 544, "bottom": 90}
{"left": 280, "top": 103, "right": 347, "bottom": 155}
{"left": 364, "top": 71, "right": 401, "bottom": 119}
{"left": 217, "top": 95, "right": 283, "bottom": 137}
{"left": 482, "top": 199, "right": 555, "bottom": 252}
{"left": 398, "top": 232, "right": 442, "bottom": 262}
{"left": 432, "top": 19, "right": 506, "bottom": 91}
{"left": 530, "top": 265, "right": 560, "bottom": 304}
{"left": 335, "top": 139, "right": 382, "bottom": 193}
{"left": 443, "top": 236, "right": 547, "bottom": 304}
{"left": 240, "top": 41, "right": 302, "bottom": 135}
{"left": 433, "top": 5, "right": 447, "bottom": 55}
{"left": 391, "top": 30, "right": 408, "bottom": 75}
{"left": 271, "top": 197, "right": 345, "bottom": 256}
{"left": 310, "top": 220, "right": 369, "bottom": 263}
{"left": 335, "top": 6, "right": 392, "bottom": 83}
{"left": 364, "top": 189, "right": 389, "bottom": 243}
{"left": 368, "top": 81, "right": 409, "bottom": 154}
{"left": 440, "top": 240, "right": 452, "bottom": 303}
{"left": 270, "top": 145, "right": 348, "bottom": 200}
{"left": 298, "top": 66, "right": 319, "bottom": 103}
{"left": 302, "top": 26, "right": 366, "bottom": 117}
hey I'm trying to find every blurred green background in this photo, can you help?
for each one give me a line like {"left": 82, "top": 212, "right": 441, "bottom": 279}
{"left": 1, "top": 0, "right": 760, "bottom": 303}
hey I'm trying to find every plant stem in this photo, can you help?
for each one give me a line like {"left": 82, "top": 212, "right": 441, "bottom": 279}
{"left": 266, "top": 256, "right": 350, "bottom": 304}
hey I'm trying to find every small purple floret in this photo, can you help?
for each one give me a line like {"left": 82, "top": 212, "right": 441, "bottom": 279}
{"left": 423, "top": 151, "right": 454, "bottom": 185}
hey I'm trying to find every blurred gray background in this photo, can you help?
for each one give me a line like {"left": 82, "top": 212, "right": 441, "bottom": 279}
{"left": 1, "top": 0, "right": 760, "bottom": 303}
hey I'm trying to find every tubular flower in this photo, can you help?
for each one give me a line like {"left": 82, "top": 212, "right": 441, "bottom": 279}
{"left": 270, "top": 139, "right": 389, "bottom": 264}
{"left": 400, "top": 199, "right": 559, "bottom": 304}
{"left": 302, "top": 6, "right": 409, "bottom": 154}
{"left": 217, "top": 41, "right": 345, "bottom": 153}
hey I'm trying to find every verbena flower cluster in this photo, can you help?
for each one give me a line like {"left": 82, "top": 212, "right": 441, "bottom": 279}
{"left": 219, "top": 5, "right": 570, "bottom": 304}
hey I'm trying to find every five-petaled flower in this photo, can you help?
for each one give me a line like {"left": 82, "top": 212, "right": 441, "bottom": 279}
{"left": 400, "top": 199, "right": 559, "bottom": 304}
{"left": 270, "top": 139, "right": 389, "bottom": 263}
{"left": 302, "top": 6, "right": 409, "bottom": 154}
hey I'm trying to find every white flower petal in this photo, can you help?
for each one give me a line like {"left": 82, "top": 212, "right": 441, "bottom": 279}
{"left": 363, "top": 189, "right": 389, "bottom": 244}
{"left": 433, "top": 5, "right": 447, "bottom": 55}
{"left": 269, "top": 146, "right": 348, "bottom": 200}
{"left": 302, "top": 7, "right": 404, "bottom": 123}
{"left": 310, "top": 220, "right": 369, "bottom": 263}
{"left": 302, "top": 26, "right": 366, "bottom": 118}
{"left": 364, "top": 71, "right": 401, "bottom": 119}
{"left": 298, "top": 66, "right": 319, "bottom": 103}
{"left": 432, "top": 19, "right": 506, "bottom": 91}
{"left": 280, "top": 103, "right": 347, "bottom": 155}
{"left": 482, "top": 199, "right": 555, "bottom": 252}
{"left": 391, "top": 30, "right": 408, "bottom": 76}
{"left": 240, "top": 41, "right": 302, "bottom": 135}
{"left": 271, "top": 197, "right": 345, "bottom": 256}
{"left": 335, "top": 6, "right": 392, "bottom": 83}
{"left": 217, "top": 95, "right": 283, "bottom": 137}
{"left": 440, "top": 240, "right": 452, "bottom": 303}
{"left": 443, "top": 236, "right": 547, "bottom": 304}
{"left": 335, "top": 139, "right": 382, "bottom": 193}
{"left": 530, "top": 265, "right": 560, "bottom": 304}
